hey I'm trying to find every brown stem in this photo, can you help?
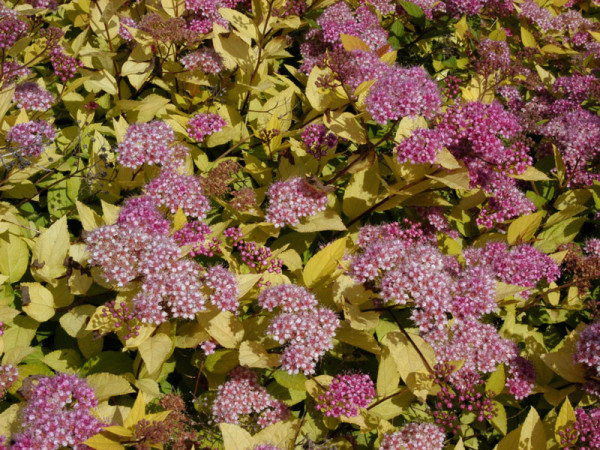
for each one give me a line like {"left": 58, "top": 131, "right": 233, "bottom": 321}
{"left": 367, "top": 387, "right": 409, "bottom": 410}
{"left": 193, "top": 357, "right": 206, "bottom": 397}
{"left": 240, "top": 0, "right": 275, "bottom": 115}
{"left": 519, "top": 281, "right": 579, "bottom": 312}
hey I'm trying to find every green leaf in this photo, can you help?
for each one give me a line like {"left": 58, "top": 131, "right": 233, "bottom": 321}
{"left": 43, "top": 349, "right": 82, "bottom": 373}
{"left": 534, "top": 217, "right": 585, "bottom": 253}
{"left": 491, "top": 401, "right": 507, "bottom": 435}
{"left": 485, "top": 364, "right": 505, "bottom": 397}
{"left": 398, "top": 0, "right": 425, "bottom": 18}
{"left": 555, "top": 397, "right": 576, "bottom": 444}
{"left": 86, "top": 372, "right": 135, "bottom": 401}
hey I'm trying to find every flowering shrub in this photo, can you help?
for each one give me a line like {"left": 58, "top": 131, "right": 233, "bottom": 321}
{"left": 0, "top": 0, "right": 598, "bottom": 447}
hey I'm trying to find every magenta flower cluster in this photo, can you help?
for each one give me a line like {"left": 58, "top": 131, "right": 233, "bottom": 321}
{"left": 575, "top": 321, "right": 600, "bottom": 377}
{"left": 212, "top": 367, "right": 289, "bottom": 428}
{"left": 259, "top": 284, "right": 340, "bottom": 375}
{"left": 86, "top": 203, "right": 207, "bottom": 324}
{"left": 396, "top": 100, "right": 535, "bottom": 226}
{"left": 224, "top": 227, "right": 283, "bottom": 275}
{"left": 266, "top": 177, "right": 328, "bottom": 228}
{"left": 366, "top": 66, "right": 442, "bottom": 125}
{"left": 0, "top": 5, "right": 28, "bottom": 50}
{"left": 187, "top": 113, "right": 227, "bottom": 142}
{"left": 12, "top": 373, "right": 104, "bottom": 449}
{"left": 0, "top": 364, "right": 18, "bottom": 399}
{"left": 301, "top": 123, "right": 338, "bottom": 159}
{"left": 6, "top": 120, "right": 56, "bottom": 158}
{"left": 174, "top": 220, "right": 221, "bottom": 257}
{"left": 49, "top": 46, "right": 83, "bottom": 83}
{"left": 315, "top": 372, "right": 375, "bottom": 418}
{"left": 146, "top": 170, "right": 211, "bottom": 218}
{"left": 13, "top": 82, "right": 55, "bottom": 111}
{"left": 350, "top": 227, "right": 552, "bottom": 393}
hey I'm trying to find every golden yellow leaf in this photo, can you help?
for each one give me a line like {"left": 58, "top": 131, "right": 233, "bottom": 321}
{"left": 507, "top": 211, "right": 544, "bottom": 245}
{"left": 21, "top": 282, "right": 55, "bottom": 322}
{"left": 340, "top": 34, "right": 370, "bottom": 52}
{"left": 219, "top": 423, "right": 253, "bottom": 450}
{"left": 521, "top": 25, "right": 537, "bottom": 48}
{"left": 238, "top": 341, "right": 280, "bottom": 369}
{"left": 138, "top": 333, "right": 173, "bottom": 375}
{"left": 303, "top": 237, "right": 346, "bottom": 288}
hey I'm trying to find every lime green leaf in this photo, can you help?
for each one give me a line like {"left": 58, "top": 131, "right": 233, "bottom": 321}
{"left": 31, "top": 216, "right": 69, "bottom": 283}
{"left": 555, "top": 397, "right": 576, "bottom": 444}
{"left": 86, "top": 373, "right": 135, "bottom": 402}
{"left": 0, "top": 233, "right": 29, "bottom": 283}
{"left": 138, "top": 333, "right": 173, "bottom": 375}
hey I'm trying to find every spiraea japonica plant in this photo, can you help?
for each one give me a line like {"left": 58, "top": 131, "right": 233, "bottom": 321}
{"left": 0, "top": 0, "right": 599, "bottom": 447}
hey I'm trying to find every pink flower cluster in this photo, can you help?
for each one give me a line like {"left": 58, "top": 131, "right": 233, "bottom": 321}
{"left": 13, "top": 82, "right": 55, "bottom": 111}
{"left": 575, "top": 321, "right": 600, "bottom": 377}
{"left": 260, "top": 284, "right": 339, "bottom": 374}
{"left": 302, "top": 123, "right": 338, "bottom": 159}
{"left": 431, "top": 364, "right": 497, "bottom": 433}
{"left": 300, "top": 2, "right": 388, "bottom": 79}
{"left": 379, "top": 422, "right": 446, "bottom": 450}
{"left": 201, "top": 339, "right": 218, "bottom": 355}
{"left": 118, "top": 17, "right": 137, "bottom": 41}
{"left": 146, "top": 170, "right": 211, "bottom": 218}
{"left": 181, "top": 47, "right": 224, "bottom": 73}
{"left": 184, "top": 0, "right": 240, "bottom": 33}
{"left": 117, "top": 196, "right": 170, "bottom": 235}
{"left": 86, "top": 199, "right": 207, "bottom": 324}
{"left": 0, "top": 364, "right": 18, "bottom": 398}
{"left": 464, "top": 241, "right": 560, "bottom": 295}
{"left": 187, "top": 113, "right": 227, "bottom": 142}
{"left": 541, "top": 105, "right": 600, "bottom": 187}
{"left": 316, "top": 372, "right": 375, "bottom": 417}
{"left": 224, "top": 227, "right": 283, "bottom": 275}
{"left": 6, "top": 120, "right": 56, "bottom": 158}
{"left": 116, "top": 121, "right": 178, "bottom": 169}
{"left": 350, "top": 230, "right": 542, "bottom": 392}
{"left": 258, "top": 283, "right": 317, "bottom": 312}
{"left": 12, "top": 373, "right": 104, "bottom": 449}
{"left": 397, "top": 101, "right": 535, "bottom": 226}
{"left": 174, "top": 220, "right": 221, "bottom": 257}
{"left": 0, "top": 5, "right": 28, "bottom": 50}
{"left": 366, "top": 66, "right": 442, "bottom": 125}
{"left": 265, "top": 177, "right": 328, "bottom": 228}
{"left": 204, "top": 266, "right": 239, "bottom": 312}
{"left": 570, "top": 407, "right": 600, "bottom": 449}
{"left": 212, "top": 367, "right": 289, "bottom": 428}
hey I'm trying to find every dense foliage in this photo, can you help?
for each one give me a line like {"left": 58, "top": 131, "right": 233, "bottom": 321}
{"left": 0, "top": 0, "right": 599, "bottom": 447}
